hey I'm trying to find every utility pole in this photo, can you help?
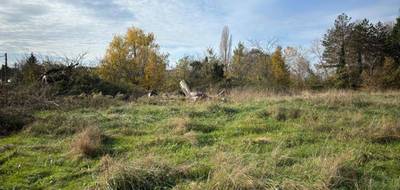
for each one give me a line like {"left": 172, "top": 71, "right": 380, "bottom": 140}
{"left": 4, "top": 53, "right": 7, "bottom": 82}
{"left": 0, "top": 53, "right": 7, "bottom": 106}
{"left": 0, "top": 53, "right": 5, "bottom": 82}
{"left": 0, "top": 53, "right": 7, "bottom": 82}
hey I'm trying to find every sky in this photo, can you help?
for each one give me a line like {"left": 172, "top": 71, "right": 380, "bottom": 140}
{"left": 0, "top": 0, "right": 399, "bottom": 66}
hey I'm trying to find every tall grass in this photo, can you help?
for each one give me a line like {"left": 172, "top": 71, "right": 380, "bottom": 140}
{"left": 97, "top": 156, "right": 184, "bottom": 190}
{"left": 1, "top": 90, "right": 400, "bottom": 189}
{"left": 70, "top": 126, "right": 104, "bottom": 158}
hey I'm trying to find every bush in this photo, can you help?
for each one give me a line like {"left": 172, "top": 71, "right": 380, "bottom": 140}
{"left": 0, "top": 111, "right": 31, "bottom": 136}
{"left": 0, "top": 85, "right": 50, "bottom": 136}
{"left": 50, "top": 67, "right": 132, "bottom": 96}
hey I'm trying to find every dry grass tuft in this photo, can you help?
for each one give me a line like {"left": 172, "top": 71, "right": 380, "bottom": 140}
{"left": 269, "top": 107, "right": 301, "bottom": 121}
{"left": 97, "top": 156, "right": 183, "bottom": 190}
{"left": 246, "top": 137, "right": 272, "bottom": 145}
{"left": 183, "top": 131, "right": 198, "bottom": 146}
{"left": 350, "top": 118, "right": 400, "bottom": 143}
{"left": 167, "top": 117, "right": 191, "bottom": 135}
{"left": 279, "top": 180, "right": 308, "bottom": 190}
{"left": 119, "top": 127, "right": 147, "bottom": 136}
{"left": 227, "top": 89, "right": 298, "bottom": 103}
{"left": 272, "top": 107, "right": 287, "bottom": 121}
{"left": 206, "top": 153, "right": 265, "bottom": 190}
{"left": 369, "top": 119, "right": 400, "bottom": 144}
{"left": 99, "top": 154, "right": 115, "bottom": 172}
{"left": 70, "top": 126, "right": 103, "bottom": 158}
{"left": 311, "top": 151, "right": 360, "bottom": 189}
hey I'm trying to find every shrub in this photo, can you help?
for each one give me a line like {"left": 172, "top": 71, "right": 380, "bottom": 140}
{"left": 0, "top": 111, "right": 32, "bottom": 136}
{"left": 49, "top": 67, "right": 132, "bottom": 96}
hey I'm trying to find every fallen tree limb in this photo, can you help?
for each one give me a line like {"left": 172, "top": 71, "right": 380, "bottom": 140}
{"left": 179, "top": 80, "right": 226, "bottom": 101}
{"left": 179, "top": 80, "right": 208, "bottom": 101}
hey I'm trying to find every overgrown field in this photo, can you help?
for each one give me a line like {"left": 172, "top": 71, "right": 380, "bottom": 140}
{"left": 1, "top": 91, "right": 400, "bottom": 189}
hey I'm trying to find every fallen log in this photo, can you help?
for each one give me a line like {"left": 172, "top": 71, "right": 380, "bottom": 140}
{"left": 179, "top": 80, "right": 208, "bottom": 101}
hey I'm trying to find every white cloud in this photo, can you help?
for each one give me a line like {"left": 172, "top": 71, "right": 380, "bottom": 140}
{"left": 0, "top": 0, "right": 399, "bottom": 65}
{"left": 112, "top": 0, "right": 225, "bottom": 61}
{"left": 0, "top": 0, "right": 128, "bottom": 63}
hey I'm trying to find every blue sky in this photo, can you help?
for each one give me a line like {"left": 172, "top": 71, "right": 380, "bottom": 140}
{"left": 0, "top": 0, "right": 399, "bottom": 66}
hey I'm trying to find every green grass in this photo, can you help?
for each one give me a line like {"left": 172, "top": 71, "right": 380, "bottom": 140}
{"left": 1, "top": 91, "right": 400, "bottom": 189}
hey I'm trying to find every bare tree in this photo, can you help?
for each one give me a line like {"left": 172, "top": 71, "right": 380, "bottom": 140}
{"left": 219, "top": 26, "right": 232, "bottom": 68}
{"left": 248, "top": 37, "right": 279, "bottom": 54}
{"left": 310, "top": 39, "right": 324, "bottom": 66}
{"left": 310, "top": 39, "right": 329, "bottom": 78}
{"left": 284, "top": 46, "right": 313, "bottom": 81}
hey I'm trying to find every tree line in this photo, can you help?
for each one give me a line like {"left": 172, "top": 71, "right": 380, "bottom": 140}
{"left": 2, "top": 13, "right": 399, "bottom": 96}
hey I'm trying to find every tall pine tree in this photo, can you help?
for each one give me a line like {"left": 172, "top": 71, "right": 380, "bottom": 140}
{"left": 322, "top": 14, "right": 354, "bottom": 88}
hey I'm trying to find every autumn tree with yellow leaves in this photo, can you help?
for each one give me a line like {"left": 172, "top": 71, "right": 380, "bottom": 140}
{"left": 98, "top": 27, "right": 167, "bottom": 90}
{"left": 271, "top": 46, "right": 290, "bottom": 87}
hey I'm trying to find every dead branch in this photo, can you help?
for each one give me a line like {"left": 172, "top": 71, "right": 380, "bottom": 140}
{"left": 39, "top": 53, "right": 87, "bottom": 84}
{"left": 179, "top": 80, "right": 208, "bottom": 101}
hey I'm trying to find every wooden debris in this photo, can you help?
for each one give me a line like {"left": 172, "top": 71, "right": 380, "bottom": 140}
{"left": 147, "top": 90, "right": 158, "bottom": 97}
{"left": 39, "top": 53, "right": 86, "bottom": 84}
{"left": 179, "top": 80, "right": 208, "bottom": 101}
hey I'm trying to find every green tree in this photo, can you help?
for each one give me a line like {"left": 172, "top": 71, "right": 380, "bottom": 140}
{"left": 379, "top": 16, "right": 400, "bottom": 89}
{"left": 229, "top": 42, "right": 246, "bottom": 81}
{"left": 360, "top": 21, "right": 390, "bottom": 88}
{"left": 205, "top": 48, "right": 224, "bottom": 82}
{"left": 241, "top": 48, "right": 271, "bottom": 85}
{"left": 388, "top": 16, "right": 400, "bottom": 64}
{"left": 322, "top": 14, "right": 353, "bottom": 88}
{"left": 348, "top": 19, "right": 370, "bottom": 88}
{"left": 20, "top": 53, "right": 42, "bottom": 84}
